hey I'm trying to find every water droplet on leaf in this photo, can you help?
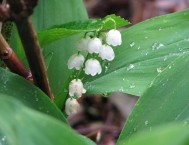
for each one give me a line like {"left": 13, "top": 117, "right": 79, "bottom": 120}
{"left": 156, "top": 67, "right": 163, "bottom": 73}
{"left": 145, "top": 120, "right": 149, "bottom": 125}
{"left": 129, "top": 42, "right": 135, "bottom": 48}
{"left": 127, "top": 64, "right": 135, "bottom": 71}
{"left": 152, "top": 43, "right": 164, "bottom": 50}
{"left": 129, "top": 83, "right": 135, "bottom": 89}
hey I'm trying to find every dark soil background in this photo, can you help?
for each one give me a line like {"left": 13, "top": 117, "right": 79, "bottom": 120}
{"left": 69, "top": 1, "right": 189, "bottom": 145}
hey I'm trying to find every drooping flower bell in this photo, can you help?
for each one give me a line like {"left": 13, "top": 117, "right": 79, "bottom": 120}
{"left": 65, "top": 98, "right": 80, "bottom": 115}
{"left": 84, "top": 59, "right": 102, "bottom": 76}
{"left": 67, "top": 54, "right": 84, "bottom": 70}
{"left": 87, "top": 37, "right": 102, "bottom": 54}
{"left": 106, "top": 29, "right": 122, "bottom": 46}
{"left": 99, "top": 45, "right": 115, "bottom": 61}
{"left": 76, "top": 36, "right": 90, "bottom": 51}
{"left": 69, "top": 79, "right": 86, "bottom": 98}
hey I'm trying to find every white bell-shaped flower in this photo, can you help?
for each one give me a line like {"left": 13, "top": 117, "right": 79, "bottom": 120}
{"left": 84, "top": 59, "right": 102, "bottom": 76}
{"left": 76, "top": 36, "right": 90, "bottom": 51}
{"left": 65, "top": 98, "right": 80, "bottom": 115}
{"left": 69, "top": 79, "right": 86, "bottom": 98}
{"left": 99, "top": 45, "right": 115, "bottom": 61}
{"left": 88, "top": 37, "right": 102, "bottom": 54}
{"left": 67, "top": 54, "right": 85, "bottom": 70}
{"left": 106, "top": 29, "right": 122, "bottom": 46}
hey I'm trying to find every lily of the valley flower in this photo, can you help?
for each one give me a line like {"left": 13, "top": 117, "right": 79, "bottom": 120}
{"left": 69, "top": 79, "right": 86, "bottom": 98}
{"left": 67, "top": 54, "right": 84, "bottom": 70}
{"left": 88, "top": 37, "right": 102, "bottom": 54}
{"left": 106, "top": 29, "right": 122, "bottom": 46}
{"left": 76, "top": 36, "right": 90, "bottom": 51}
{"left": 84, "top": 59, "right": 102, "bottom": 76}
{"left": 65, "top": 98, "right": 80, "bottom": 115}
{"left": 99, "top": 45, "right": 115, "bottom": 61}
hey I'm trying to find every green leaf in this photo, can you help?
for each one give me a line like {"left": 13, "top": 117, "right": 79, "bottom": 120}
{"left": 117, "top": 51, "right": 189, "bottom": 143}
{"left": 82, "top": 9, "right": 189, "bottom": 96}
{"left": 0, "top": 94, "right": 95, "bottom": 145}
{"left": 118, "top": 123, "right": 189, "bottom": 145}
{"left": 38, "top": 14, "right": 130, "bottom": 46}
{"left": 0, "top": 68, "right": 66, "bottom": 122}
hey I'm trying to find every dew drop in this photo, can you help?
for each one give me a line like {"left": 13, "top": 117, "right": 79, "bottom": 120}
{"left": 130, "top": 42, "right": 135, "bottom": 48}
{"left": 158, "top": 27, "right": 162, "bottom": 31}
{"left": 0, "top": 136, "right": 7, "bottom": 145}
{"left": 163, "top": 57, "right": 168, "bottom": 61}
{"left": 152, "top": 43, "right": 164, "bottom": 50}
{"left": 156, "top": 67, "right": 163, "bottom": 73}
{"left": 119, "top": 87, "right": 124, "bottom": 92}
{"left": 129, "top": 83, "right": 135, "bottom": 89}
{"left": 127, "top": 64, "right": 135, "bottom": 71}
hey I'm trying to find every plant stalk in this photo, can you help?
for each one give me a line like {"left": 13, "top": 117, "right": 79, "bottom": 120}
{"left": 0, "top": 33, "right": 33, "bottom": 81}
{"left": 15, "top": 17, "right": 54, "bottom": 99}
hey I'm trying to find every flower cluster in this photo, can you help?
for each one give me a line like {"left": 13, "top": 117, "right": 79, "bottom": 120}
{"left": 65, "top": 29, "right": 122, "bottom": 115}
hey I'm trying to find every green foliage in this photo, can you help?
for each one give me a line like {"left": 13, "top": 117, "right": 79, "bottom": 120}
{"left": 0, "top": 94, "right": 95, "bottom": 145}
{"left": 0, "top": 68, "right": 66, "bottom": 122}
{"left": 117, "top": 51, "right": 189, "bottom": 144}
{"left": 38, "top": 14, "right": 130, "bottom": 46}
{"left": 2, "top": 0, "right": 189, "bottom": 144}
{"left": 118, "top": 123, "right": 189, "bottom": 145}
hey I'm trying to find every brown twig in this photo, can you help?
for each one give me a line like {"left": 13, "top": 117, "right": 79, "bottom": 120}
{"left": 15, "top": 17, "right": 54, "bottom": 99}
{"left": 0, "top": 33, "right": 33, "bottom": 81}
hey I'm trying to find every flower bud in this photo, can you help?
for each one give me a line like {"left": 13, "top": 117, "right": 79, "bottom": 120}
{"left": 69, "top": 79, "right": 86, "bottom": 98}
{"left": 99, "top": 45, "right": 115, "bottom": 61}
{"left": 65, "top": 98, "right": 80, "bottom": 115}
{"left": 88, "top": 37, "right": 102, "bottom": 54}
{"left": 84, "top": 59, "right": 102, "bottom": 76}
{"left": 67, "top": 54, "right": 84, "bottom": 70}
{"left": 106, "top": 29, "right": 122, "bottom": 46}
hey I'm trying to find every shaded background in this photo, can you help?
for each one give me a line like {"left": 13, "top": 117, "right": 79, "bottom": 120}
{"left": 69, "top": 1, "right": 189, "bottom": 145}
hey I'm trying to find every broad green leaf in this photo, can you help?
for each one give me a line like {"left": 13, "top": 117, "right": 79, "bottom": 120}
{"left": 0, "top": 95, "right": 95, "bottom": 145}
{"left": 117, "top": 52, "right": 189, "bottom": 143}
{"left": 118, "top": 123, "right": 189, "bottom": 145}
{"left": 82, "top": 8, "right": 189, "bottom": 96}
{"left": 0, "top": 68, "right": 66, "bottom": 122}
{"left": 38, "top": 14, "right": 130, "bottom": 46}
